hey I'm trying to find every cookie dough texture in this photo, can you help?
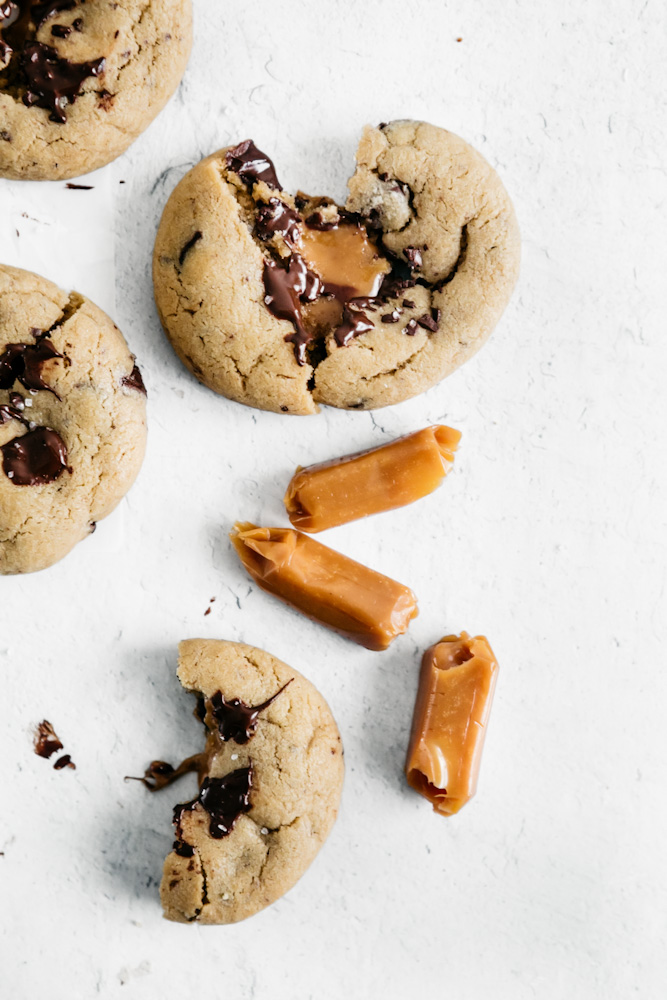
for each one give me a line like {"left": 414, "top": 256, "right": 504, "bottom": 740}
{"left": 0, "top": 0, "right": 192, "bottom": 180}
{"left": 161, "top": 639, "right": 344, "bottom": 925}
{"left": 153, "top": 119, "right": 520, "bottom": 414}
{"left": 0, "top": 265, "right": 147, "bottom": 574}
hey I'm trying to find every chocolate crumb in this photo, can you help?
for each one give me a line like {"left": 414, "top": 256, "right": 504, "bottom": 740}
{"left": 65, "top": 182, "right": 93, "bottom": 189}
{"left": 53, "top": 754, "right": 75, "bottom": 770}
{"left": 204, "top": 607, "right": 211, "bottom": 616}
{"left": 34, "top": 720, "right": 63, "bottom": 759}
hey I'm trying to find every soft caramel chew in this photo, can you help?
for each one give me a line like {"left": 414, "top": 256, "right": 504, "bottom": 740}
{"left": 405, "top": 633, "right": 498, "bottom": 815}
{"left": 285, "top": 425, "right": 461, "bottom": 532}
{"left": 231, "top": 523, "right": 418, "bottom": 650}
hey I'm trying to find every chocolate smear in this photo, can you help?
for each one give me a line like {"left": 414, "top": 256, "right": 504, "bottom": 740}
{"left": 34, "top": 719, "right": 63, "bottom": 759}
{"left": 174, "top": 766, "right": 254, "bottom": 840}
{"left": 208, "top": 679, "right": 292, "bottom": 745}
{"left": 263, "top": 254, "right": 323, "bottom": 365}
{"left": 0, "top": 335, "right": 62, "bottom": 395}
{"left": 120, "top": 363, "right": 146, "bottom": 394}
{"left": 178, "top": 230, "right": 202, "bottom": 267}
{"left": 333, "top": 297, "right": 379, "bottom": 348}
{"left": 65, "top": 181, "right": 92, "bottom": 189}
{"left": 126, "top": 754, "right": 206, "bottom": 792}
{"left": 1, "top": 425, "right": 69, "bottom": 485}
{"left": 255, "top": 198, "right": 301, "bottom": 247}
{"left": 225, "top": 139, "right": 280, "bottom": 190}
{"left": 22, "top": 41, "right": 105, "bottom": 123}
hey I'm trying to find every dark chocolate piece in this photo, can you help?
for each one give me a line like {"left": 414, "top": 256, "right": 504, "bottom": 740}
{"left": 178, "top": 230, "right": 202, "bottom": 266}
{"left": 1, "top": 425, "right": 69, "bottom": 485}
{"left": 381, "top": 308, "right": 401, "bottom": 323}
{"left": 208, "top": 679, "right": 292, "bottom": 745}
{"left": 174, "top": 767, "right": 253, "bottom": 840}
{"left": 304, "top": 211, "right": 338, "bottom": 231}
{"left": 333, "top": 297, "right": 378, "bottom": 348}
{"left": 127, "top": 754, "right": 205, "bottom": 792}
{"left": 53, "top": 753, "right": 75, "bottom": 770}
{"left": 34, "top": 719, "right": 63, "bottom": 759}
{"left": 173, "top": 840, "right": 194, "bottom": 858}
{"left": 225, "top": 139, "right": 280, "bottom": 191}
{"left": 255, "top": 198, "right": 301, "bottom": 247}
{"left": 22, "top": 41, "right": 105, "bottom": 124}
{"left": 416, "top": 309, "right": 440, "bottom": 332}
{"left": 0, "top": 335, "right": 62, "bottom": 395}
{"left": 403, "top": 246, "right": 423, "bottom": 269}
{"left": 31, "top": 0, "right": 76, "bottom": 28}
{"left": 50, "top": 22, "right": 70, "bottom": 37}
{"left": 120, "top": 363, "right": 146, "bottom": 394}
{"left": 404, "top": 318, "right": 419, "bottom": 336}
{"left": 263, "top": 254, "right": 323, "bottom": 365}
{"left": 402, "top": 299, "right": 415, "bottom": 309}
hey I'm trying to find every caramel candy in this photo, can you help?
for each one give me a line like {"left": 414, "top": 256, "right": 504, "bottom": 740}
{"left": 285, "top": 425, "right": 461, "bottom": 533}
{"left": 405, "top": 632, "right": 498, "bottom": 815}
{"left": 230, "top": 523, "right": 418, "bottom": 650}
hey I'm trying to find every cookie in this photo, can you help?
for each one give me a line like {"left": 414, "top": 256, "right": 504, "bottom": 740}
{"left": 153, "top": 120, "right": 520, "bottom": 414}
{"left": 0, "top": 264, "right": 147, "bottom": 574}
{"left": 0, "top": 0, "right": 192, "bottom": 180}
{"left": 155, "top": 639, "right": 344, "bottom": 924}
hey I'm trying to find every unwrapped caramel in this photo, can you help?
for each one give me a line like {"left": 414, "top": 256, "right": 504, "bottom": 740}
{"left": 230, "top": 523, "right": 418, "bottom": 650}
{"left": 405, "top": 632, "right": 498, "bottom": 815}
{"left": 284, "top": 425, "right": 461, "bottom": 532}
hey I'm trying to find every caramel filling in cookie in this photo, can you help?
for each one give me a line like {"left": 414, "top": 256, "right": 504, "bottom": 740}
{"left": 224, "top": 139, "right": 440, "bottom": 368}
{"left": 405, "top": 633, "right": 498, "bottom": 816}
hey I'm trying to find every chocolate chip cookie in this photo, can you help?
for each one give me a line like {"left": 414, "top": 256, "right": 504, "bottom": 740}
{"left": 0, "top": 0, "right": 192, "bottom": 180}
{"left": 0, "top": 264, "right": 147, "bottom": 574}
{"left": 147, "top": 639, "right": 344, "bottom": 924}
{"left": 153, "top": 120, "right": 520, "bottom": 414}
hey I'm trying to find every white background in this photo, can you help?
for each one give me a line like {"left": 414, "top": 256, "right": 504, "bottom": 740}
{"left": 1, "top": 1, "right": 666, "bottom": 996}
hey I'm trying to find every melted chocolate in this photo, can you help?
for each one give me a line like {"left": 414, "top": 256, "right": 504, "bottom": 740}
{"left": 22, "top": 41, "right": 105, "bottom": 123}
{"left": 31, "top": 0, "right": 76, "bottom": 28}
{"left": 1, "top": 425, "right": 68, "bottom": 484}
{"left": 208, "top": 679, "right": 292, "bottom": 745}
{"left": 255, "top": 198, "right": 301, "bottom": 247}
{"left": 34, "top": 719, "right": 63, "bottom": 758}
{"left": 178, "top": 230, "right": 202, "bottom": 266}
{"left": 0, "top": 335, "right": 62, "bottom": 395}
{"left": 225, "top": 139, "right": 280, "bottom": 190}
{"left": 121, "top": 363, "right": 146, "bottom": 394}
{"left": 127, "top": 754, "right": 205, "bottom": 792}
{"left": 263, "top": 254, "right": 323, "bottom": 365}
{"left": 53, "top": 753, "right": 75, "bottom": 770}
{"left": 333, "top": 297, "right": 379, "bottom": 348}
{"left": 174, "top": 767, "right": 253, "bottom": 840}
{"left": 174, "top": 840, "right": 194, "bottom": 858}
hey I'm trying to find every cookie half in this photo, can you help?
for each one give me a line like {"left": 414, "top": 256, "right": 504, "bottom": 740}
{"left": 159, "top": 639, "right": 344, "bottom": 925}
{"left": 0, "top": 264, "right": 147, "bottom": 574}
{"left": 0, "top": 0, "right": 192, "bottom": 180}
{"left": 153, "top": 120, "right": 520, "bottom": 414}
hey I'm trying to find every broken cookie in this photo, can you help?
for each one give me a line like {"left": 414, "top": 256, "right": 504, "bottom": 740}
{"left": 0, "top": 264, "right": 147, "bottom": 574}
{"left": 153, "top": 119, "right": 520, "bottom": 413}
{"left": 0, "top": 0, "right": 192, "bottom": 180}
{"left": 134, "top": 639, "right": 344, "bottom": 925}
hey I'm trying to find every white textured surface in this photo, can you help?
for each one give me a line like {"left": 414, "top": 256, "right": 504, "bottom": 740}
{"left": 1, "top": 1, "right": 666, "bottom": 996}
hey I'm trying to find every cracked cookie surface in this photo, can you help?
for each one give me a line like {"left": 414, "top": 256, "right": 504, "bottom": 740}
{"left": 0, "top": 264, "right": 147, "bottom": 574}
{"left": 0, "top": 0, "right": 192, "bottom": 180}
{"left": 159, "top": 639, "right": 344, "bottom": 925}
{"left": 153, "top": 120, "right": 520, "bottom": 414}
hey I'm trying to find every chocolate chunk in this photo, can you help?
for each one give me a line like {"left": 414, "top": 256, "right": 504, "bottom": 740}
{"left": 381, "top": 308, "right": 401, "bottom": 323}
{"left": 1, "top": 425, "right": 69, "bottom": 485}
{"left": 263, "top": 253, "right": 324, "bottom": 365}
{"left": 255, "top": 198, "right": 301, "bottom": 247}
{"left": 173, "top": 840, "right": 194, "bottom": 858}
{"left": 304, "top": 211, "right": 338, "bottom": 231}
{"left": 333, "top": 297, "right": 378, "bottom": 348}
{"left": 22, "top": 41, "right": 105, "bottom": 124}
{"left": 404, "top": 246, "right": 423, "bottom": 269}
{"left": 377, "top": 256, "right": 418, "bottom": 298}
{"left": 121, "top": 363, "right": 146, "bottom": 394}
{"left": 404, "top": 318, "right": 419, "bottom": 336}
{"left": 225, "top": 139, "right": 280, "bottom": 190}
{"left": 50, "top": 23, "right": 70, "bottom": 37}
{"left": 208, "top": 680, "right": 292, "bottom": 745}
{"left": 416, "top": 309, "right": 440, "bottom": 332}
{"left": 402, "top": 299, "right": 415, "bottom": 309}
{"left": 34, "top": 719, "right": 63, "bottom": 759}
{"left": 174, "top": 766, "right": 253, "bottom": 840}
{"left": 178, "top": 229, "right": 202, "bottom": 267}
{"left": 53, "top": 753, "right": 75, "bottom": 770}
{"left": 0, "top": 336, "right": 62, "bottom": 395}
